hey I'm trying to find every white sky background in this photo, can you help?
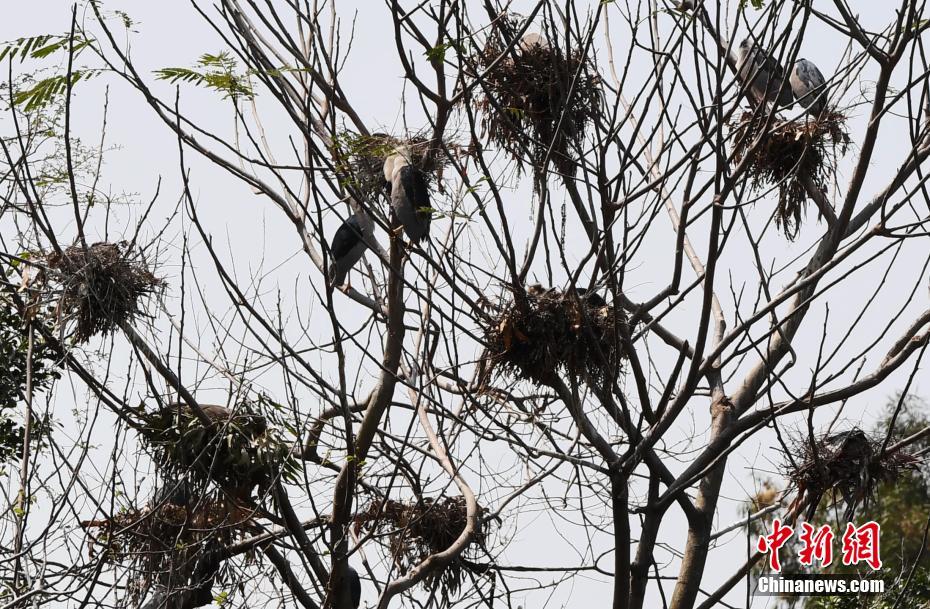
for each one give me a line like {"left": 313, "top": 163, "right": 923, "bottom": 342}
{"left": 2, "top": 1, "right": 928, "bottom": 608}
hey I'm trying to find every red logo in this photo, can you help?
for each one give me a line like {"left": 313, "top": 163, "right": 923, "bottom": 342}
{"left": 798, "top": 523, "right": 834, "bottom": 567}
{"left": 757, "top": 521, "right": 881, "bottom": 572}
{"left": 841, "top": 521, "right": 882, "bottom": 570}
{"left": 757, "top": 518, "right": 794, "bottom": 572}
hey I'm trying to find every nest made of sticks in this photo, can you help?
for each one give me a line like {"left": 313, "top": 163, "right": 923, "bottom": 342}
{"left": 730, "top": 111, "right": 849, "bottom": 239}
{"left": 141, "top": 402, "right": 286, "bottom": 500}
{"left": 479, "top": 287, "right": 627, "bottom": 388}
{"left": 356, "top": 496, "right": 487, "bottom": 598}
{"left": 26, "top": 241, "right": 162, "bottom": 343}
{"left": 784, "top": 428, "right": 920, "bottom": 523}
{"left": 81, "top": 489, "right": 251, "bottom": 606}
{"left": 476, "top": 18, "right": 601, "bottom": 182}
{"left": 332, "top": 131, "right": 454, "bottom": 201}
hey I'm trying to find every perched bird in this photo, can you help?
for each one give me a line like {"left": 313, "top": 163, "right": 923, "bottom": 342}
{"left": 328, "top": 214, "right": 373, "bottom": 290}
{"left": 333, "top": 566, "right": 362, "bottom": 609}
{"left": 574, "top": 287, "right": 607, "bottom": 308}
{"left": 518, "top": 31, "right": 549, "bottom": 53}
{"left": 789, "top": 58, "right": 828, "bottom": 116}
{"left": 824, "top": 428, "right": 869, "bottom": 451}
{"left": 735, "top": 38, "right": 793, "bottom": 107}
{"left": 526, "top": 284, "right": 553, "bottom": 297}
{"left": 384, "top": 149, "right": 431, "bottom": 243}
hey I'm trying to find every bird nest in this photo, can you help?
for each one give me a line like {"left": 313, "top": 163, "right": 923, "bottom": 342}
{"left": 25, "top": 241, "right": 162, "bottom": 343}
{"left": 783, "top": 429, "right": 919, "bottom": 523}
{"left": 476, "top": 18, "right": 601, "bottom": 184}
{"left": 140, "top": 402, "right": 289, "bottom": 500}
{"left": 730, "top": 111, "right": 849, "bottom": 239}
{"left": 80, "top": 490, "right": 251, "bottom": 607}
{"left": 479, "top": 287, "right": 627, "bottom": 388}
{"left": 355, "top": 496, "right": 487, "bottom": 598}
{"left": 332, "top": 131, "right": 455, "bottom": 201}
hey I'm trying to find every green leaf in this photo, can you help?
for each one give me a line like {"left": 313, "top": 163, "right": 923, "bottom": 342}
{"left": 13, "top": 70, "right": 103, "bottom": 112}
{"left": 0, "top": 34, "right": 93, "bottom": 63}
{"left": 154, "top": 67, "right": 208, "bottom": 86}
{"left": 0, "top": 35, "right": 54, "bottom": 62}
{"left": 425, "top": 42, "right": 453, "bottom": 64}
{"left": 155, "top": 51, "right": 253, "bottom": 99}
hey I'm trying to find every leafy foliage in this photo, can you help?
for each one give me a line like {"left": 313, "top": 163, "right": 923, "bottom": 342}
{"left": 0, "top": 34, "right": 93, "bottom": 63}
{"left": 13, "top": 71, "right": 103, "bottom": 112}
{"left": 155, "top": 52, "right": 254, "bottom": 99}
{"left": 0, "top": 33, "right": 100, "bottom": 112}
{"left": 0, "top": 295, "right": 60, "bottom": 461}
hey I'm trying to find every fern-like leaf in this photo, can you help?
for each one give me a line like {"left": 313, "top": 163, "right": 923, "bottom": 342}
{"left": 13, "top": 70, "right": 103, "bottom": 112}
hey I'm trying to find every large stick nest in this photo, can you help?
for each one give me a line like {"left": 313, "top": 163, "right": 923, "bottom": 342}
{"left": 479, "top": 287, "right": 628, "bottom": 388}
{"left": 26, "top": 241, "right": 162, "bottom": 343}
{"left": 140, "top": 402, "right": 290, "bottom": 500}
{"left": 730, "top": 111, "right": 849, "bottom": 239}
{"left": 356, "top": 496, "right": 488, "bottom": 598}
{"left": 81, "top": 488, "right": 251, "bottom": 607}
{"left": 332, "top": 131, "right": 459, "bottom": 202}
{"left": 476, "top": 18, "right": 601, "bottom": 183}
{"left": 784, "top": 428, "right": 919, "bottom": 523}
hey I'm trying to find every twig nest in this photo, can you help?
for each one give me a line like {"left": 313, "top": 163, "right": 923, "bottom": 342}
{"left": 476, "top": 17, "right": 600, "bottom": 185}
{"left": 81, "top": 487, "right": 251, "bottom": 607}
{"left": 730, "top": 111, "right": 849, "bottom": 239}
{"left": 142, "top": 401, "right": 288, "bottom": 499}
{"left": 355, "top": 496, "right": 488, "bottom": 599}
{"left": 332, "top": 131, "right": 462, "bottom": 201}
{"left": 783, "top": 428, "right": 919, "bottom": 523}
{"left": 479, "top": 287, "right": 627, "bottom": 387}
{"left": 28, "top": 241, "right": 162, "bottom": 343}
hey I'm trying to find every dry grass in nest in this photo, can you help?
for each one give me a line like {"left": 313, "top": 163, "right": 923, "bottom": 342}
{"left": 141, "top": 402, "right": 290, "bottom": 500}
{"left": 479, "top": 287, "right": 627, "bottom": 388}
{"left": 476, "top": 19, "right": 600, "bottom": 184}
{"left": 81, "top": 490, "right": 252, "bottom": 606}
{"left": 332, "top": 131, "right": 456, "bottom": 201}
{"left": 784, "top": 428, "right": 919, "bottom": 523}
{"left": 730, "top": 111, "right": 849, "bottom": 239}
{"left": 355, "top": 496, "right": 487, "bottom": 598}
{"left": 29, "top": 241, "right": 162, "bottom": 343}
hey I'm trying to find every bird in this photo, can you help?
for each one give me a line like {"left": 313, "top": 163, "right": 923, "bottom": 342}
{"left": 328, "top": 214, "right": 373, "bottom": 291}
{"left": 526, "top": 283, "right": 554, "bottom": 298}
{"left": 333, "top": 565, "right": 362, "bottom": 609}
{"left": 574, "top": 287, "right": 607, "bottom": 308}
{"left": 789, "top": 58, "right": 828, "bottom": 116}
{"left": 824, "top": 428, "right": 868, "bottom": 450}
{"left": 735, "top": 38, "right": 794, "bottom": 108}
{"left": 518, "top": 32, "right": 549, "bottom": 53}
{"left": 384, "top": 148, "right": 431, "bottom": 243}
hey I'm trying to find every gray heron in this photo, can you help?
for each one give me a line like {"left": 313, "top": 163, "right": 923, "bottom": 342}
{"left": 328, "top": 214, "right": 373, "bottom": 291}
{"left": 789, "top": 58, "right": 828, "bottom": 116}
{"left": 333, "top": 566, "right": 362, "bottom": 609}
{"left": 384, "top": 149, "right": 431, "bottom": 243}
{"left": 735, "top": 38, "right": 794, "bottom": 108}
